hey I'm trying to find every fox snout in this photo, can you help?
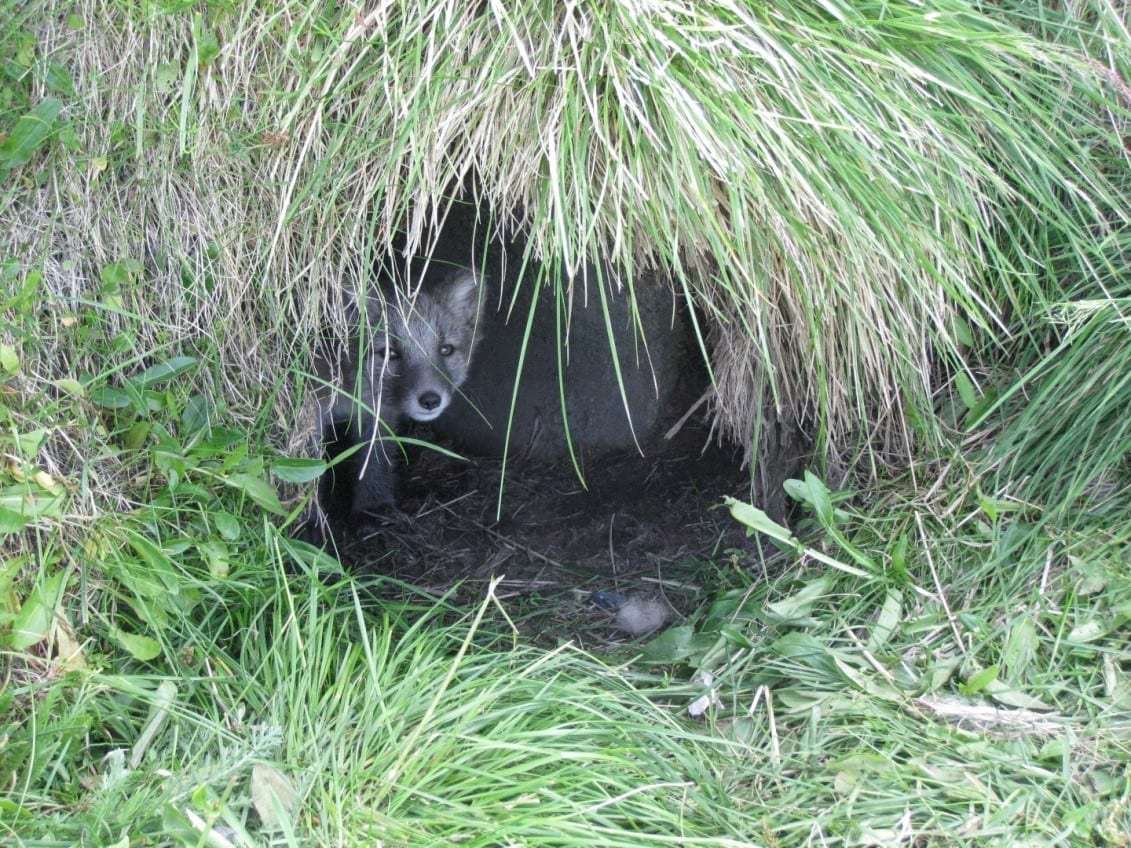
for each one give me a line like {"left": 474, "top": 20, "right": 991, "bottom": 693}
{"left": 401, "top": 382, "right": 451, "bottom": 422}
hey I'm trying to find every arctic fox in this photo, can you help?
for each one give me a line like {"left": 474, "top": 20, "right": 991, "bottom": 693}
{"left": 311, "top": 267, "right": 481, "bottom": 534}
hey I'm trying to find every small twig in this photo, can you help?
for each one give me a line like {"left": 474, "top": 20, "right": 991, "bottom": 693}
{"left": 607, "top": 514, "right": 616, "bottom": 570}
{"left": 916, "top": 511, "right": 965, "bottom": 650}
{"left": 413, "top": 489, "right": 478, "bottom": 520}
{"left": 639, "top": 575, "right": 702, "bottom": 592}
{"left": 664, "top": 389, "right": 712, "bottom": 441}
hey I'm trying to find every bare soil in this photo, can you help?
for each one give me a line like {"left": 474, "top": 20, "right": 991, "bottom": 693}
{"left": 331, "top": 422, "right": 783, "bottom": 647}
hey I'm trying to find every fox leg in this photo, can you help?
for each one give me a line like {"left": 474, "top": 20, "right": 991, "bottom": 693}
{"left": 347, "top": 415, "right": 401, "bottom": 524}
{"left": 350, "top": 447, "right": 398, "bottom": 517}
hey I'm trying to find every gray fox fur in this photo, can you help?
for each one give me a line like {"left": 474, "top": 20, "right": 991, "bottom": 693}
{"left": 310, "top": 268, "right": 481, "bottom": 533}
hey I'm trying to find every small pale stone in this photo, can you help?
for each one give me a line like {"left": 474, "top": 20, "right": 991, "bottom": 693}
{"left": 614, "top": 595, "right": 672, "bottom": 636}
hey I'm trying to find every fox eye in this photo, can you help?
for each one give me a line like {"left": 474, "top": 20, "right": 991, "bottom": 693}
{"left": 438, "top": 343, "right": 454, "bottom": 357}
{"left": 377, "top": 346, "right": 399, "bottom": 361}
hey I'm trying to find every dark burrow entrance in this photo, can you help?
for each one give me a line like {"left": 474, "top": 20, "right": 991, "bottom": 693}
{"left": 313, "top": 192, "right": 808, "bottom": 643}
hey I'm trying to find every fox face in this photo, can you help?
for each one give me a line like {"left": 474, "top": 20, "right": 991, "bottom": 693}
{"left": 371, "top": 269, "right": 481, "bottom": 423}
{"left": 319, "top": 268, "right": 481, "bottom": 430}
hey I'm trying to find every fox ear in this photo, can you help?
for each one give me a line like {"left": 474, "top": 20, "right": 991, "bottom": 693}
{"left": 342, "top": 287, "right": 362, "bottom": 321}
{"left": 344, "top": 282, "right": 388, "bottom": 329}
{"left": 443, "top": 270, "right": 480, "bottom": 323}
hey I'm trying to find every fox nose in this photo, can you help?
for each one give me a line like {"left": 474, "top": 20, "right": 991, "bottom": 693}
{"left": 418, "top": 391, "right": 442, "bottom": 411}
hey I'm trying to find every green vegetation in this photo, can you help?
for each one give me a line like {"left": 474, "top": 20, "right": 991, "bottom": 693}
{"left": 2, "top": 1, "right": 1129, "bottom": 845}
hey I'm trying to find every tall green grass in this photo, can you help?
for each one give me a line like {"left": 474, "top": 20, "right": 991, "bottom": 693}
{"left": 7, "top": 471, "right": 1127, "bottom": 845}
{"left": 5, "top": 561, "right": 767, "bottom": 846}
{"left": 267, "top": 0, "right": 1129, "bottom": 465}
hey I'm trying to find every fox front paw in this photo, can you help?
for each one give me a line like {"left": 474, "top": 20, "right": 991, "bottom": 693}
{"left": 348, "top": 506, "right": 408, "bottom": 539}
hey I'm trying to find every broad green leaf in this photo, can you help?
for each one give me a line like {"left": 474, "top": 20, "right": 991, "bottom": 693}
{"left": 125, "top": 594, "right": 172, "bottom": 630}
{"left": 124, "top": 531, "right": 180, "bottom": 597}
{"left": 180, "top": 393, "right": 212, "bottom": 432}
{"left": 196, "top": 29, "right": 221, "bottom": 67}
{"left": 766, "top": 575, "right": 835, "bottom": 621}
{"left": 52, "top": 377, "right": 85, "bottom": 397}
{"left": 89, "top": 386, "right": 132, "bottom": 409}
{"left": 1074, "top": 559, "right": 1108, "bottom": 596}
{"left": 702, "top": 588, "right": 749, "bottom": 623}
{"left": 9, "top": 570, "right": 67, "bottom": 650}
{"left": 983, "top": 678, "right": 1050, "bottom": 711}
{"left": 199, "top": 427, "right": 246, "bottom": 453}
{"left": 0, "top": 506, "right": 29, "bottom": 535}
{"left": 831, "top": 654, "right": 903, "bottom": 701}
{"left": 719, "top": 626, "right": 754, "bottom": 649}
{"left": 100, "top": 258, "right": 143, "bottom": 288}
{"left": 124, "top": 420, "right": 151, "bottom": 449}
{"left": 0, "top": 486, "right": 63, "bottom": 521}
{"left": 641, "top": 625, "right": 712, "bottom": 664}
{"left": 109, "top": 625, "right": 162, "bottom": 661}
{"left": 924, "top": 656, "right": 963, "bottom": 693}
{"left": 955, "top": 371, "right": 978, "bottom": 412}
{"left": 961, "top": 664, "right": 999, "bottom": 695}
{"left": 867, "top": 589, "right": 902, "bottom": 651}
{"left": 224, "top": 472, "right": 285, "bottom": 515}
{"left": 888, "top": 533, "right": 909, "bottom": 581}
{"left": 33, "top": 470, "right": 62, "bottom": 493}
{"left": 163, "top": 538, "right": 193, "bottom": 555}
{"left": 271, "top": 457, "right": 329, "bottom": 484}
{"left": 212, "top": 511, "right": 241, "bottom": 540}
{"left": 0, "top": 553, "right": 26, "bottom": 594}
{"left": 155, "top": 62, "right": 180, "bottom": 95}
{"left": 43, "top": 61, "right": 75, "bottom": 97}
{"left": 218, "top": 441, "right": 250, "bottom": 471}
{"left": 784, "top": 475, "right": 851, "bottom": 524}
{"left": 725, "top": 497, "right": 798, "bottom": 546}
{"left": 134, "top": 356, "right": 197, "bottom": 388}
{"left": 159, "top": 804, "right": 212, "bottom": 846}
{"left": 199, "top": 540, "right": 230, "bottom": 580}
{"left": 1066, "top": 619, "right": 1108, "bottom": 643}
{"left": 54, "top": 620, "right": 87, "bottom": 670}
{"left": 782, "top": 477, "right": 812, "bottom": 508}
{"left": 805, "top": 471, "right": 834, "bottom": 523}
{"left": 728, "top": 496, "right": 868, "bottom": 577}
{"left": 0, "top": 343, "right": 18, "bottom": 374}
{"left": 768, "top": 632, "right": 839, "bottom": 677}
{"left": 1002, "top": 615, "right": 1037, "bottom": 677}
{"left": 0, "top": 98, "right": 62, "bottom": 168}
{"left": 14, "top": 428, "right": 47, "bottom": 458}
{"left": 951, "top": 313, "right": 975, "bottom": 348}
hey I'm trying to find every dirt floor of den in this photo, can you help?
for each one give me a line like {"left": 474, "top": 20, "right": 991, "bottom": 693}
{"left": 326, "top": 421, "right": 780, "bottom": 648}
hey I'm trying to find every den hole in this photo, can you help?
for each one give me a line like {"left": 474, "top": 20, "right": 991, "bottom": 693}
{"left": 312, "top": 195, "right": 808, "bottom": 645}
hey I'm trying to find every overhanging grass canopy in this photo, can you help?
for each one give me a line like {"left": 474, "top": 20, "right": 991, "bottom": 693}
{"left": 2, "top": 0, "right": 1127, "bottom": 466}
